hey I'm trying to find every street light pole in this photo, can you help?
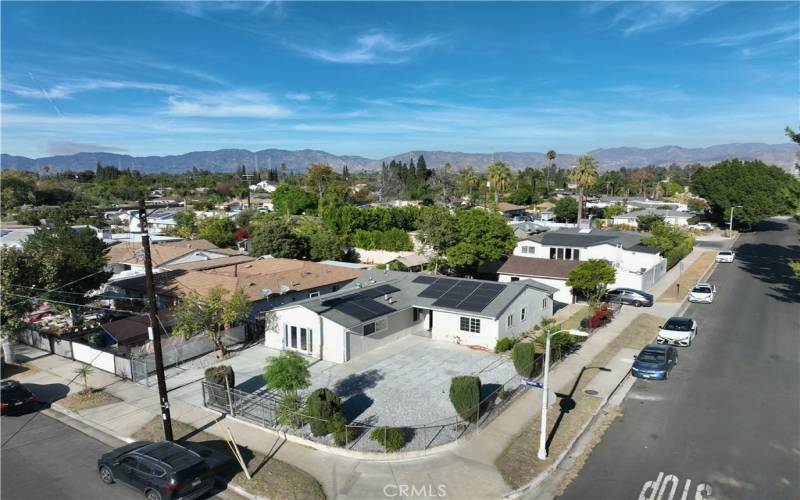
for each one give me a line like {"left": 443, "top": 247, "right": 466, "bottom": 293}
{"left": 537, "top": 328, "right": 588, "bottom": 460}
{"left": 728, "top": 205, "right": 742, "bottom": 237}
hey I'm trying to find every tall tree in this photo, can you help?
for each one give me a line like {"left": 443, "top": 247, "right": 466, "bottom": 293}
{"left": 1, "top": 247, "right": 36, "bottom": 360}
{"left": 248, "top": 217, "right": 310, "bottom": 259}
{"left": 487, "top": 161, "right": 512, "bottom": 205}
{"left": 172, "top": 286, "right": 250, "bottom": 357}
{"left": 305, "top": 163, "right": 340, "bottom": 199}
{"left": 566, "top": 259, "right": 616, "bottom": 309}
{"left": 416, "top": 206, "right": 458, "bottom": 273}
{"left": 546, "top": 150, "right": 557, "bottom": 189}
{"left": 197, "top": 216, "right": 236, "bottom": 248}
{"left": 455, "top": 167, "right": 479, "bottom": 201}
{"left": 569, "top": 155, "right": 600, "bottom": 223}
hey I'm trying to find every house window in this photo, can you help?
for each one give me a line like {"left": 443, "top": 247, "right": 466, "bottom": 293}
{"left": 521, "top": 308, "right": 527, "bottom": 321}
{"left": 573, "top": 249, "right": 580, "bottom": 260}
{"left": 557, "top": 248, "right": 564, "bottom": 259}
{"left": 510, "top": 277, "right": 520, "bottom": 282}
{"left": 550, "top": 248, "right": 557, "bottom": 259}
{"left": 507, "top": 315, "right": 513, "bottom": 327}
{"left": 332, "top": 285, "right": 340, "bottom": 292}
{"left": 521, "top": 246, "right": 535, "bottom": 255}
{"left": 308, "top": 291, "right": 320, "bottom": 298}
{"left": 542, "top": 298, "right": 548, "bottom": 309}
{"left": 460, "top": 317, "right": 481, "bottom": 333}
{"left": 363, "top": 318, "right": 387, "bottom": 336}
{"left": 565, "top": 248, "right": 572, "bottom": 260}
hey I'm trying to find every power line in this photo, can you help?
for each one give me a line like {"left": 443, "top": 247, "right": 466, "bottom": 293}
{"left": 6, "top": 292, "right": 146, "bottom": 317}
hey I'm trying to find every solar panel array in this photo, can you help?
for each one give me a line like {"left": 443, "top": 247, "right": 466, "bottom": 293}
{"left": 321, "top": 292, "right": 396, "bottom": 322}
{"left": 411, "top": 276, "right": 437, "bottom": 284}
{"left": 416, "top": 277, "right": 506, "bottom": 313}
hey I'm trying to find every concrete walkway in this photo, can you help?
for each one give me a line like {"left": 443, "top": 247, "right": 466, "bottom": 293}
{"left": 7, "top": 246, "right": 726, "bottom": 500}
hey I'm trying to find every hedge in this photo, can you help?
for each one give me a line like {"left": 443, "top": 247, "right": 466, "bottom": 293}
{"left": 370, "top": 427, "right": 407, "bottom": 451}
{"left": 449, "top": 376, "right": 482, "bottom": 422}
{"left": 512, "top": 342, "right": 539, "bottom": 378}
{"left": 494, "top": 337, "right": 518, "bottom": 353}
{"left": 306, "top": 388, "right": 342, "bottom": 437}
{"left": 204, "top": 365, "right": 235, "bottom": 388}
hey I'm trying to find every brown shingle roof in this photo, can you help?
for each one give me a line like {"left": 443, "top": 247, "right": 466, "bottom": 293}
{"left": 107, "top": 239, "right": 226, "bottom": 267}
{"left": 497, "top": 202, "right": 527, "bottom": 212}
{"left": 498, "top": 256, "right": 579, "bottom": 280}
{"left": 164, "top": 254, "right": 256, "bottom": 271}
{"left": 115, "top": 258, "right": 365, "bottom": 301}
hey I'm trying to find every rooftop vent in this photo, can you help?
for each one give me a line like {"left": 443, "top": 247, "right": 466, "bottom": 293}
{"left": 355, "top": 282, "right": 363, "bottom": 288}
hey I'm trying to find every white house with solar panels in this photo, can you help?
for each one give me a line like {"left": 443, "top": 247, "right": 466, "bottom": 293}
{"left": 267, "top": 269, "right": 557, "bottom": 363}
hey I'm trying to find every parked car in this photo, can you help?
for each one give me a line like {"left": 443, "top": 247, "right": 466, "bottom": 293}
{"left": 631, "top": 344, "right": 678, "bottom": 380}
{"left": 98, "top": 441, "right": 214, "bottom": 500}
{"left": 715, "top": 251, "right": 735, "bottom": 263}
{"left": 688, "top": 283, "right": 716, "bottom": 303}
{"left": 689, "top": 222, "right": 714, "bottom": 231}
{"left": 657, "top": 317, "right": 698, "bottom": 347}
{"left": 605, "top": 288, "right": 654, "bottom": 307}
{"left": 1, "top": 380, "right": 38, "bottom": 415}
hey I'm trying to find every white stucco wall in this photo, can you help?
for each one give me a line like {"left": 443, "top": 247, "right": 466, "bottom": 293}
{"left": 430, "top": 310, "right": 498, "bottom": 349}
{"left": 268, "top": 305, "right": 323, "bottom": 358}
{"left": 498, "top": 274, "right": 573, "bottom": 304}
{"left": 168, "top": 251, "right": 229, "bottom": 265}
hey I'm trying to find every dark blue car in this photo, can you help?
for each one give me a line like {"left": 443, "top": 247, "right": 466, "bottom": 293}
{"left": 631, "top": 344, "right": 678, "bottom": 380}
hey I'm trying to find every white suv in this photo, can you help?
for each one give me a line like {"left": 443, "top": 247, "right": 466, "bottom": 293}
{"left": 715, "top": 251, "right": 735, "bottom": 263}
{"left": 688, "top": 283, "right": 715, "bottom": 303}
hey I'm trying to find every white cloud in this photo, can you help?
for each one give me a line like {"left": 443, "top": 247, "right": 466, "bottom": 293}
{"left": 691, "top": 22, "right": 798, "bottom": 47}
{"left": 165, "top": 90, "right": 290, "bottom": 118}
{"left": 6, "top": 79, "right": 180, "bottom": 99}
{"left": 285, "top": 92, "right": 311, "bottom": 101}
{"left": 290, "top": 30, "right": 442, "bottom": 64}
{"left": 44, "top": 140, "right": 127, "bottom": 155}
{"left": 602, "top": 2, "right": 720, "bottom": 36}
{"left": 603, "top": 85, "right": 689, "bottom": 102}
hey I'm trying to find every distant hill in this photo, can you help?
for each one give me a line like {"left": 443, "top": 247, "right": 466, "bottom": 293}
{"left": 2, "top": 143, "right": 796, "bottom": 174}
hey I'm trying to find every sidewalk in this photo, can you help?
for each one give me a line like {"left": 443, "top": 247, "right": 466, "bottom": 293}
{"left": 7, "top": 249, "right": 714, "bottom": 500}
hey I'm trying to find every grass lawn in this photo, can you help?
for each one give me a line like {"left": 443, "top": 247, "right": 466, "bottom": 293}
{"left": 60, "top": 389, "right": 121, "bottom": 411}
{"left": 658, "top": 251, "right": 716, "bottom": 302}
{"left": 557, "top": 305, "right": 590, "bottom": 331}
{"left": 495, "top": 313, "right": 665, "bottom": 489}
{"left": 133, "top": 417, "right": 326, "bottom": 500}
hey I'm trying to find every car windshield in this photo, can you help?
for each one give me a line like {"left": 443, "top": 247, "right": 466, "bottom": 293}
{"left": 719, "top": 251, "right": 732, "bottom": 256}
{"left": 664, "top": 319, "right": 692, "bottom": 331}
{"left": 638, "top": 351, "right": 666, "bottom": 364}
{"left": 692, "top": 286, "right": 712, "bottom": 293}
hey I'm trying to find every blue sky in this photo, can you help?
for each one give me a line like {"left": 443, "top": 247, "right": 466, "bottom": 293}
{"left": 1, "top": 1, "right": 797, "bottom": 158}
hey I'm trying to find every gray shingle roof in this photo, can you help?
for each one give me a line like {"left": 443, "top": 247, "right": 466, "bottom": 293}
{"left": 282, "top": 269, "right": 555, "bottom": 329}
{"left": 528, "top": 228, "right": 659, "bottom": 252}
{"left": 612, "top": 208, "right": 691, "bottom": 219}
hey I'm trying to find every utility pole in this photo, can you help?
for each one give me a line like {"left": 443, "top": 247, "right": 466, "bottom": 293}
{"left": 138, "top": 199, "right": 174, "bottom": 441}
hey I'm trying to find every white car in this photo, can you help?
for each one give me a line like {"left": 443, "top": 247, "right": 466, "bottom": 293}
{"left": 715, "top": 250, "right": 735, "bottom": 263}
{"left": 689, "top": 222, "right": 714, "bottom": 231}
{"left": 657, "top": 317, "right": 698, "bottom": 347}
{"left": 688, "top": 282, "right": 716, "bottom": 303}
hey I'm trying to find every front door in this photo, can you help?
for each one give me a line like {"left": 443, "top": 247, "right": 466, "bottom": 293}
{"left": 428, "top": 310, "right": 433, "bottom": 331}
{"left": 286, "top": 326, "right": 312, "bottom": 354}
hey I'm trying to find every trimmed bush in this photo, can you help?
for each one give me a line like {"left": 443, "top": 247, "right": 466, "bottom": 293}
{"left": 370, "top": 426, "right": 407, "bottom": 452}
{"left": 449, "top": 375, "right": 482, "bottom": 421}
{"left": 494, "top": 337, "right": 518, "bottom": 353}
{"left": 205, "top": 365, "right": 235, "bottom": 388}
{"left": 306, "top": 388, "right": 342, "bottom": 437}
{"left": 87, "top": 333, "right": 105, "bottom": 348}
{"left": 276, "top": 393, "right": 305, "bottom": 429}
{"left": 331, "top": 411, "right": 356, "bottom": 447}
{"left": 512, "top": 342, "right": 539, "bottom": 378}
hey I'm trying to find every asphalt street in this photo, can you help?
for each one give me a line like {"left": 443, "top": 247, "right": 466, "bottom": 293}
{"left": 560, "top": 218, "right": 800, "bottom": 500}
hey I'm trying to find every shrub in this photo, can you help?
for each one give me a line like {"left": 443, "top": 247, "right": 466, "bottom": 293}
{"left": 331, "top": 412, "right": 356, "bottom": 447}
{"left": 276, "top": 393, "right": 305, "bottom": 429}
{"left": 494, "top": 337, "right": 518, "bottom": 353}
{"left": 370, "top": 426, "right": 407, "bottom": 452}
{"left": 87, "top": 333, "right": 105, "bottom": 348}
{"left": 534, "top": 331, "right": 575, "bottom": 359}
{"left": 512, "top": 342, "right": 539, "bottom": 378}
{"left": 306, "top": 388, "right": 342, "bottom": 436}
{"left": 204, "top": 365, "right": 235, "bottom": 388}
{"left": 449, "top": 376, "right": 482, "bottom": 421}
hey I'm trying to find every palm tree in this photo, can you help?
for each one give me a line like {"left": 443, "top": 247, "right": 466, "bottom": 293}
{"left": 74, "top": 364, "right": 94, "bottom": 394}
{"left": 546, "top": 150, "right": 557, "bottom": 190}
{"left": 456, "top": 167, "right": 479, "bottom": 201}
{"left": 569, "top": 155, "right": 600, "bottom": 223}
{"left": 487, "top": 161, "right": 512, "bottom": 205}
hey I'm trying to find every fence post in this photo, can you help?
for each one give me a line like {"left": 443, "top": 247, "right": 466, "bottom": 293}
{"left": 224, "top": 378, "right": 235, "bottom": 417}
{"left": 201, "top": 381, "right": 206, "bottom": 407}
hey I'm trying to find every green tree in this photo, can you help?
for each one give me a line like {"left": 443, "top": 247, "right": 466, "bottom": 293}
{"left": 636, "top": 214, "right": 666, "bottom": 232}
{"left": 173, "top": 210, "right": 197, "bottom": 239}
{"left": 455, "top": 167, "right": 480, "bottom": 200}
{"left": 566, "top": 259, "right": 617, "bottom": 308}
{"left": 305, "top": 164, "right": 341, "bottom": 199}
{"left": 263, "top": 351, "right": 310, "bottom": 396}
{"left": 198, "top": 216, "right": 236, "bottom": 247}
{"left": 641, "top": 223, "right": 695, "bottom": 269}
{"left": 23, "top": 224, "right": 111, "bottom": 325}
{"left": 449, "top": 376, "right": 482, "bottom": 422}
{"left": 487, "top": 161, "right": 512, "bottom": 205}
{"left": 602, "top": 203, "right": 624, "bottom": 219}
{"left": 172, "top": 285, "right": 250, "bottom": 357}
{"left": 272, "top": 185, "right": 317, "bottom": 215}
{"left": 248, "top": 217, "right": 309, "bottom": 259}
{"left": 0, "top": 171, "right": 36, "bottom": 215}
{"left": 554, "top": 197, "right": 578, "bottom": 223}
{"left": 1, "top": 247, "right": 36, "bottom": 346}
{"left": 690, "top": 159, "right": 800, "bottom": 227}
{"left": 294, "top": 219, "right": 351, "bottom": 261}
{"left": 445, "top": 209, "right": 515, "bottom": 274}
{"left": 416, "top": 206, "right": 458, "bottom": 273}
{"left": 569, "top": 155, "right": 600, "bottom": 223}
{"left": 506, "top": 185, "right": 535, "bottom": 205}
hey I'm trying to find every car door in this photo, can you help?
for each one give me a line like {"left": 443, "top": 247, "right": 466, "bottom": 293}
{"left": 115, "top": 456, "right": 140, "bottom": 487}
{"left": 134, "top": 459, "right": 162, "bottom": 493}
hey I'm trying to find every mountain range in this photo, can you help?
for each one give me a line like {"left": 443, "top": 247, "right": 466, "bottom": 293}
{"left": 2, "top": 143, "right": 797, "bottom": 174}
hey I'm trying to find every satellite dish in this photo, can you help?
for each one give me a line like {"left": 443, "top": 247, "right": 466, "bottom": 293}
{"left": 260, "top": 288, "right": 272, "bottom": 298}
{"left": 278, "top": 284, "right": 291, "bottom": 294}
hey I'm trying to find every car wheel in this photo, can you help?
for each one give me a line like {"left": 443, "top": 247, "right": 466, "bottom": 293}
{"left": 633, "top": 300, "right": 643, "bottom": 307}
{"left": 145, "top": 489, "right": 162, "bottom": 500}
{"left": 99, "top": 466, "right": 114, "bottom": 484}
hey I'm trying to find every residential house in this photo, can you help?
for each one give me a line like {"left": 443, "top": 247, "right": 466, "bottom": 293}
{"left": 109, "top": 258, "right": 365, "bottom": 320}
{"left": 496, "top": 202, "right": 528, "bottom": 219}
{"left": 268, "top": 269, "right": 556, "bottom": 363}
{"left": 249, "top": 180, "right": 278, "bottom": 193}
{"left": 106, "top": 239, "right": 239, "bottom": 277}
{"left": 497, "top": 256, "right": 579, "bottom": 304}
{"left": 128, "top": 208, "right": 183, "bottom": 234}
{"left": 507, "top": 228, "right": 667, "bottom": 294}
{"left": 611, "top": 208, "right": 692, "bottom": 228}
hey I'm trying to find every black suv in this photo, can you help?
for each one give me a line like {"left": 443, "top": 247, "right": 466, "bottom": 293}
{"left": 605, "top": 288, "right": 654, "bottom": 307}
{"left": 98, "top": 441, "right": 213, "bottom": 500}
{"left": 1, "top": 380, "right": 38, "bottom": 415}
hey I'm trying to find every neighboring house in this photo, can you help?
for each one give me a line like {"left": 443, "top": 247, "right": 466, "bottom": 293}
{"left": 109, "top": 258, "right": 365, "bottom": 319}
{"left": 587, "top": 197, "right": 689, "bottom": 213}
{"left": 1, "top": 223, "right": 111, "bottom": 248}
{"left": 106, "top": 239, "right": 238, "bottom": 277}
{"left": 497, "top": 256, "right": 579, "bottom": 304}
{"left": 268, "top": 269, "right": 556, "bottom": 363}
{"left": 512, "top": 228, "right": 667, "bottom": 292}
{"left": 611, "top": 208, "right": 692, "bottom": 228}
{"left": 128, "top": 208, "right": 182, "bottom": 234}
{"left": 508, "top": 221, "right": 548, "bottom": 240}
{"left": 98, "top": 312, "right": 175, "bottom": 352}
{"left": 387, "top": 253, "right": 430, "bottom": 272}
{"left": 355, "top": 249, "right": 428, "bottom": 266}
{"left": 496, "top": 202, "right": 528, "bottom": 219}
{"left": 249, "top": 180, "right": 278, "bottom": 193}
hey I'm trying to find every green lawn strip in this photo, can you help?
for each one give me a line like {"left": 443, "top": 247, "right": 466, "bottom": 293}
{"left": 60, "top": 389, "right": 121, "bottom": 411}
{"left": 132, "top": 417, "right": 326, "bottom": 500}
{"left": 496, "top": 313, "right": 664, "bottom": 489}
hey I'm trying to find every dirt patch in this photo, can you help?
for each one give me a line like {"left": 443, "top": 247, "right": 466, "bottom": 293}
{"left": 60, "top": 389, "right": 121, "bottom": 411}
{"left": 495, "top": 313, "right": 664, "bottom": 489}
{"left": 133, "top": 417, "right": 326, "bottom": 500}
{"left": 658, "top": 251, "right": 716, "bottom": 302}
{"left": 1, "top": 363, "right": 35, "bottom": 379}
